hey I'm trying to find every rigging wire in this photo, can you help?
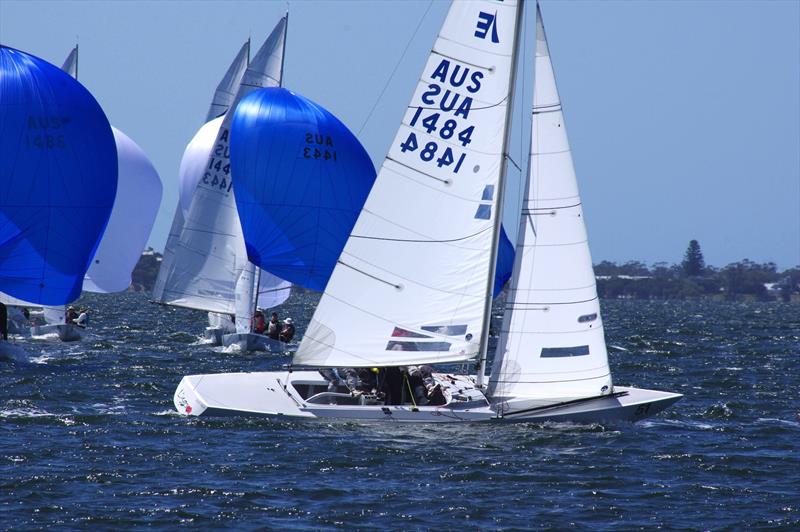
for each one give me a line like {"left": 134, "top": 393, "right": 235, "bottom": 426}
{"left": 357, "top": 0, "right": 435, "bottom": 135}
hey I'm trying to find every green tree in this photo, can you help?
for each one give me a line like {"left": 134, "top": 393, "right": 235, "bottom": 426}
{"left": 681, "top": 240, "right": 705, "bottom": 277}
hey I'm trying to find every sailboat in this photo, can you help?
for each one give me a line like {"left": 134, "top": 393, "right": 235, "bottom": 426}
{"left": 0, "top": 45, "right": 117, "bottom": 351}
{"left": 173, "top": 0, "right": 682, "bottom": 422}
{"left": 10, "top": 46, "right": 163, "bottom": 342}
{"left": 152, "top": 22, "right": 293, "bottom": 351}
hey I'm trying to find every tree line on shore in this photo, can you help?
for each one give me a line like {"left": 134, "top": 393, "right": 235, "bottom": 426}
{"left": 131, "top": 240, "right": 800, "bottom": 301}
{"left": 594, "top": 240, "right": 800, "bottom": 301}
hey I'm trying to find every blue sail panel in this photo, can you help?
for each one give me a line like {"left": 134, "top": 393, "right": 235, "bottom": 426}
{"left": 0, "top": 46, "right": 117, "bottom": 305}
{"left": 230, "top": 87, "right": 376, "bottom": 291}
{"left": 494, "top": 225, "right": 514, "bottom": 298}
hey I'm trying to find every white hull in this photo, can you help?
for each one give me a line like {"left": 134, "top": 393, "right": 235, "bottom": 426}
{"left": 30, "top": 323, "right": 83, "bottom": 342}
{"left": 221, "top": 332, "right": 286, "bottom": 353}
{"left": 173, "top": 370, "right": 682, "bottom": 423}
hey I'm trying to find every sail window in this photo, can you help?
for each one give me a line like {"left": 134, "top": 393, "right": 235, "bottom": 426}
{"left": 421, "top": 324, "right": 468, "bottom": 336}
{"left": 578, "top": 313, "right": 598, "bottom": 323}
{"left": 474, "top": 205, "right": 491, "bottom": 220}
{"left": 386, "top": 341, "right": 452, "bottom": 352}
{"left": 481, "top": 185, "right": 495, "bottom": 201}
{"left": 391, "top": 327, "right": 432, "bottom": 338}
{"left": 540, "top": 346, "right": 590, "bottom": 358}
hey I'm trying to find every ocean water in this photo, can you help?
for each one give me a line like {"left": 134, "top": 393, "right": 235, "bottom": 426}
{"left": 1, "top": 292, "right": 798, "bottom": 529}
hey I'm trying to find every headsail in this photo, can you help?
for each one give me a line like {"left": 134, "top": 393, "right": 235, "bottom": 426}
{"left": 230, "top": 87, "right": 377, "bottom": 291}
{"left": 488, "top": 5, "right": 612, "bottom": 402}
{"left": 294, "top": 0, "right": 523, "bottom": 367}
{"left": 153, "top": 18, "right": 287, "bottom": 314}
{"left": 0, "top": 46, "right": 117, "bottom": 305}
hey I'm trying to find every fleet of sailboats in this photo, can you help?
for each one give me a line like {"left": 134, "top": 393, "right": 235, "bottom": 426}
{"left": 1, "top": 0, "right": 682, "bottom": 423}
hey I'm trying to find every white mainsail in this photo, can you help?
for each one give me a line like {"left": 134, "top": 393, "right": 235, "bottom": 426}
{"left": 487, "top": 5, "right": 612, "bottom": 402}
{"left": 295, "top": 0, "right": 523, "bottom": 367}
{"left": 83, "top": 127, "right": 163, "bottom": 293}
{"left": 206, "top": 40, "right": 250, "bottom": 122}
{"left": 61, "top": 45, "right": 78, "bottom": 78}
{"left": 153, "top": 19, "right": 287, "bottom": 316}
{"left": 153, "top": 40, "right": 250, "bottom": 306}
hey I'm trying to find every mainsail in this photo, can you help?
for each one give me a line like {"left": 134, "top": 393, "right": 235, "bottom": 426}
{"left": 0, "top": 46, "right": 117, "bottom": 305}
{"left": 488, "top": 5, "right": 612, "bottom": 402}
{"left": 206, "top": 40, "right": 250, "bottom": 122}
{"left": 153, "top": 19, "right": 287, "bottom": 315}
{"left": 295, "top": 0, "right": 524, "bottom": 367}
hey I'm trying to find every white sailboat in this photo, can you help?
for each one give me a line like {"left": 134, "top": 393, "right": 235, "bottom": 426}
{"left": 173, "top": 0, "right": 682, "bottom": 422}
{"left": 152, "top": 23, "right": 292, "bottom": 351}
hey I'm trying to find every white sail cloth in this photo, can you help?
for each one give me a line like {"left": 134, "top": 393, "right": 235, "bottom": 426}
{"left": 206, "top": 40, "right": 249, "bottom": 122}
{"left": 83, "top": 127, "right": 162, "bottom": 293}
{"left": 153, "top": 19, "right": 287, "bottom": 316}
{"left": 488, "top": 5, "right": 612, "bottom": 402}
{"left": 295, "top": 0, "right": 522, "bottom": 367}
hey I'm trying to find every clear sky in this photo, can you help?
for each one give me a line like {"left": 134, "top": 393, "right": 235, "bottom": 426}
{"left": 1, "top": 0, "right": 798, "bottom": 269}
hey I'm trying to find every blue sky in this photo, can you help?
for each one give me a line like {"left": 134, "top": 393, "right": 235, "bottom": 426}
{"left": 1, "top": 0, "right": 798, "bottom": 269}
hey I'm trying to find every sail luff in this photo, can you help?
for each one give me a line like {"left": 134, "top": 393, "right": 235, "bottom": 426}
{"left": 475, "top": 0, "right": 526, "bottom": 388}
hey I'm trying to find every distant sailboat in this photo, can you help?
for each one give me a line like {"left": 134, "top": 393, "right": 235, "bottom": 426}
{"left": 174, "top": 0, "right": 681, "bottom": 422}
{"left": 0, "top": 45, "right": 117, "bottom": 348}
{"left": 152, "top": 19, "right": 293, "bottom": 351}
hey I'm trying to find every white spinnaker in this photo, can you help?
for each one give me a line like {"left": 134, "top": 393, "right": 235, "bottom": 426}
{"left": 153, "top": 41, "right": 250, "bottom": 304}
{"left": 295, "top": 0, "right": 522, "bottom": 367}
{"left": 488, "top": 5, "right": 612, "bottom": 402}
{"left": 155, "top": 19, "right": 286, "bottom": 315}
{"left": 83, "top": 127, "right": 163, "bottom": 293}
{"left": 206, "top": 40, "right": 250, "bottom": 122}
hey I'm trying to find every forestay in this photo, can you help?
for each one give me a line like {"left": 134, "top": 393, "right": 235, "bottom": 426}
{"left": 0, "top": 46, "right": 117, "bottom": 305}
{"left": 230, "top": 87, "right": 377, "bottom": 292}
{"left": 488, "top": 5, "right": 612, "bottom": 402}
{"left": 295, "top": 0, "right": 522, "bottom": 367}
{"left": 83, "top": 128, "right": 163, "bottom": 293}
{"left": 152, "top": 19, "right": 287, "bottom": 314}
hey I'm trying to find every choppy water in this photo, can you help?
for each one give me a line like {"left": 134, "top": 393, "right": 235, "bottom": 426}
{"left": 1, "top": 292, "right": 798, "bottom": 529}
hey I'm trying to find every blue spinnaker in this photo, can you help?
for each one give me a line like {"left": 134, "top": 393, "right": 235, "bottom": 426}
{"left": 230, "top": 87, "right": 376, "bottom": 291}
{"left": 0, "top": 46, "right": 117, "bottom": 305}
{"left": 494, "top": 226, "right": 514, "bottom": 298}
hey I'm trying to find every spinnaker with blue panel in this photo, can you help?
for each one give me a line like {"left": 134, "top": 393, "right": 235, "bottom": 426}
{"left": 230, "top": 87, "right": 377, "bottom": 292}
{"left": 0, "top": 45, "right": 117, "bottom": 306}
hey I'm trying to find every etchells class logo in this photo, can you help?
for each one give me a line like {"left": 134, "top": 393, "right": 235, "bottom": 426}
{"left": 475, "top": 11, "right": 499, "bottom": 43}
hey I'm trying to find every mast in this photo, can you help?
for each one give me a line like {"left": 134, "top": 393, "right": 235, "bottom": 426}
{"left": 476, "top": 0, "right": 526, "bottom": 388}
{"left": 75, "top": 42, "right": 78, "bottom": 80}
